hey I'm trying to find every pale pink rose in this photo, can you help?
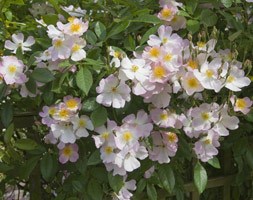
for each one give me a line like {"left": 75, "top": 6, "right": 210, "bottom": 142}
{"left": 59, "top": 143, "right": 79, "bottom": 164}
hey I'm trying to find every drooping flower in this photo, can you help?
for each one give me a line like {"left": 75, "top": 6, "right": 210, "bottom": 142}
{"left": 4, "top": 33, "right": 35, "bottom": 54}
{"left": 59, "top": 143, "right": 79, "bottom": 164}
{"left": 113, "top": 178, "right": 136, "bottom": 200}
{"left": 96, "top": 75, "right": 131, "bottom": 108}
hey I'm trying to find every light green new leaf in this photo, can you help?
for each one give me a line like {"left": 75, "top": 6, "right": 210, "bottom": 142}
{"left": 95, "top": 21, "right": 107, "bottom": 40}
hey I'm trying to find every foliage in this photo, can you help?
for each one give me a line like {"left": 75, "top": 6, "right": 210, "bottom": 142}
{"left": 0, "top": 0, "right": 253, "bottom": 199}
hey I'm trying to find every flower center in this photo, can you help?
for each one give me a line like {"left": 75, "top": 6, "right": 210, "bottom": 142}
{"left": 72, "top": 44, "right": 81, "bottom": 52}
{"left": 59, "top": 109, "right": 70, "bottom": 119}
{"left": 201, "top": 112, "right": 210, "bottom": 121}
{"left": 70, "top": 23, "right": 81, "bottom": 33}
{"left": 161, "top": 8, "right": 172, "bottom": 18}
{"left": 227, "top": 75, "right": 234, "bottom": 83}
{"left": 160, "top": 113, "right": 168, "bottom": 120}
{"left": 153, "top": 66, "right": 166, "bottom": 78}
{"left": 236, "top": 99, "right": 246, "bottom": 109}
{"left": 123, "top": 131, "right": 133, "bottom": 142}
{"left": 149, "top": 47, "right": 160, "bottom": 58}
{"left": 63, "top": 146, "right": 73, "bottom": 156}
{"left": 8, "top": 65, "right": 17, "bottom": 74}
{"left": 164, "top": 53, "right": 172, "bottom": 62}
{"left": 48, "top": 107, "right": 56, "bottom": 116}
{"left": 78, "top": 119, "right": 86, "bottom": 127}
{"left": 66, "top": 99, "right": 78, "bottom": 109}
{"left": 188, "top": 60, "right": 198, "bottom": 69}
{"left": 167, "top": 132, "right": 177, "bottom": 143}
{"left": 54, "top": 39, "right": 63, "bottom": 48}
{"left": 204, "top": 139, "right": 211, "bottom": 145}
{"left": 197, "top": 42, "right": 206, "bottom": 48}
{"left": 131, "top": 65, "right": 139, "bottom": 72}
{"left": 102, "top": 132, "right": 109, "bottom": 140}
{"left": 205, "top": 69, "right": 214, "bottom": 78}
{"left": 105, "top": 146, "right": 113, "bottom": 154}
{"left": 187, "top": 78, "right": 199, "bottom": 88}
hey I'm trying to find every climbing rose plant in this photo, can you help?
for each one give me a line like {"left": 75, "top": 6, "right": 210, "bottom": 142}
{"left": 0, "top": 0, "right": 253, "bottom": 199}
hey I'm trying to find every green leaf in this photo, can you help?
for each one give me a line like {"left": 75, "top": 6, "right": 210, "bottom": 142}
{"left": 0, "top": 162, "right": 14, "bottom": 172}
{"left": 4, "top": 123, "right": 14, "bottom": 143}
{"left": 132, "top": 14, "right": 161, "bottom": 24}
{"left": 221, "top": 0, "right": 233, "bottom": 8}
{"left": 82, "top": 97, "right": 100, "bottom": 112}
{"left": 91, "top": 107, "right": 107, "bottom": 127}
{"left": 14, "top": 139, "right": 38, "bottom": 151}
{"left": 31, "top": 68, "right": 55, "bottom": 83}
{"left": 40, "top": 153, "right": 58, "bottom": 181}
{"left": 228, "top": 30, "right": 243, "bottom": 41}
{"left": 87, "top": 179, "right": 103, "bottom": 200}
{"left": 108, "top": 173, "right": 123, "bottom": 193}
{"left": 158, "top": 164, "right": 175, "bottom": 193}
{"left": 76, "top": 67, "right": 93, "bottom": 95}
{"left": 72, "top": 180, "right": 84, "bottom": 192}
{"left": 185, "top": 0, "right": 198, "bottom": 14}
{"left": 107, "top": 21, "right": 130, "bottom": 39}
{"left": 246, "top": 146, "right": 253, "bottom": 169}
{"left": 87, "top": 150, "right": 101, "bottom": 166}
{"left": 42, "top": 14, "right": 58, "bottom": 25}
{"left": 25, "top": 76, "right": 37, "bottom": 94}
{"left": 1, "top": 102, "right": 13, "bottom": 128}
{"left": 194, "top": 162, "right": 208, "bottom": 194}
{"left": 136, "top": 179, "right": 146, "bottom": 194}
{"left": 19, "top": 156, "right": 40, "bottom": 180}
{"left": 124, "top": 35, "right": 136, "bottom": 51}
{"left": 207, "top": 157, "right": 221, "bottom": 169}
{"left": 140, "top": 25, "right": 160, "bottom": 45}
{"left": 86, "top": 30, "right": 97, "bottom": 45}
{"left": 200, "top": 10, "right": 218, "bottom": 27}
{"left": 187, "top": 20, "right": 200, "bottom": 34}
{"left": 95, "top": 21, "right": 107, "bottom": 40}
{"left": 147, "top": 183, "right": 157, "bottom": 200}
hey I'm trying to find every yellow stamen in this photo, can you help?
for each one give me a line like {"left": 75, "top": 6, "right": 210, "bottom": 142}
{"left": 236, "top": 99, "right": 247, "bottom": 109}
{"left": 48, "top": 107, "right": 56, "bottom": 116}
{"left": 188, "top": 60, "right": 198, "bottom": 69}
{"left": 187, "top": 78, "right": 199, "bottom": 88}
{"left": 105, "top": 146, "right": 113, "bottom": 154}
{"left": 72, "top": 44, "right": 81, "bottom": 52}
{"left": 153, "top": 66, "right": 166, "bottom": 79}
{"left": 161, "top": 8, "right": 172, "bottom": 18}
{"left": 164, "top": 54, "right": 172, "bottom": 62}
{"left": 201, "top": 112, "right": 210, "bottom": 121}
{"left": 204, "top": 139, "right": 211, "bottom": 145}
{"left": 66, "top": 99, "right": 78, "bottom": 109}
{"left": 79, "top": 119, "right": 86, "bottom": 127}
{"left": 54, "top": 39, "right": 63, "bottom": 48}
{"left": 160, "top": 113, "right": 168, "bottom": 120}
{"left": 227, "top": 75, "right": 234, "bottom": 83}
{"left": 102, "top": 132, "right": 110, "bottom": 140}
{"left": 197, "top": 42, "right": 206, "bottom": 48}
{"left": 149, "top": 47, "right": 160, "bottom": 58}
{"left": 123, "top": 131, "right": 133, "bottom": 142}
{"left": 63, "top": 146, "right": 73, "bottom": 156}
{"left": 131, "top": 65, "right": 139, "bottom": 72}
{"left": 167, "top": 132, "right": 177, "bottom": 143}
{"left": 206, "top": 69, "right": 214, "bottom": 78}
{"left": 70, "top": 23, "right": 81, "bottom": 33}
{"left": 8, "top": 65, "right": 17, "bottom": 74}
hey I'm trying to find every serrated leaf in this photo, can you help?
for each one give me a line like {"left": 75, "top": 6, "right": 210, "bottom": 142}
{"left": 108, "top": 173, "right": 123, "bottom": 193}
{"left": 91, "top": 107, "right": 107, "bottom": 127}
{"left": 194, "top": 162, "right": 207, "bottom": 194}
{"left": 76, "top": 67, "right": 93, "bottom": 95}
{"left": 14, "top": 139, "right": 38, "bottom": 151}
{"left": 147, "top": 183, "right": 157, "bottom": 200}
{"left": 87, "top": 150, "right": 101, "bottom": 166}
{"left": 158, "top": 164, "right": 175, "bottom": 193}
{"left": 31, "top": 68, "right": 55, "bottom": 83}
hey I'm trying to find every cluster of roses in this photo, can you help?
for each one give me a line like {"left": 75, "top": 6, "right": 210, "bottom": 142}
{"left": 40, "top": 96, "right": 94, "bottom": 164}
